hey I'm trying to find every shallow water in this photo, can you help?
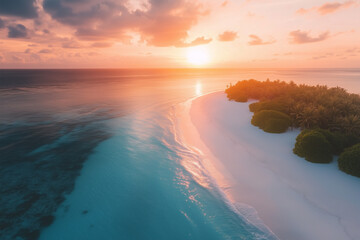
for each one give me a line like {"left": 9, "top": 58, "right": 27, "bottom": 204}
{"left": 1, "top": 69, "right": 359, "bottom": 240}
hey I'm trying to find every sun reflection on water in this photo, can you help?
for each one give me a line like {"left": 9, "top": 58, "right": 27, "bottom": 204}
{"left": 195, "top": 82, "right": 202, "bottom": 96}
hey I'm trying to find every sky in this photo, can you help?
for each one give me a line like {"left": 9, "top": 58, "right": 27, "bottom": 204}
{"left": 0, "top": 0, "right": 359, "bottom": 68}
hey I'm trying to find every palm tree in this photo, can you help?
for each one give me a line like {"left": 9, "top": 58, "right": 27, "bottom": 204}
{"left": 295, "top": 106, "right": 320, "bottom": 129}
{"left": 338, "top": 115, "right": 360, "bottom": 136}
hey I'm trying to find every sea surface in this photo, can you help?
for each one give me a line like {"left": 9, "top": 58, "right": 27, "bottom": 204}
{"left": 1, "top": 68, "right": 359, "bottom": 240}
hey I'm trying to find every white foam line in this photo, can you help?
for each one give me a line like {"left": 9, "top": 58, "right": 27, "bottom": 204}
{"left": 169, "top": 93, "right": 279, "bottom": 240}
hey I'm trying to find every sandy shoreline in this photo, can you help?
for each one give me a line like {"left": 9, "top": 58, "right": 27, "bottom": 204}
{"left": 177, "top": 91, "right": 360, "bottom": 240}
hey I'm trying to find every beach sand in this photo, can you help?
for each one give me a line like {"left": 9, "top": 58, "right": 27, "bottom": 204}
{"left": 176, "top": 92, "right": 360, "bottom": 240}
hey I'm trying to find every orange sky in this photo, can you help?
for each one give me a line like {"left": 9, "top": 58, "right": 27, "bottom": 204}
{"left": 0, "top": 0, "right": 359, "bottom": 68}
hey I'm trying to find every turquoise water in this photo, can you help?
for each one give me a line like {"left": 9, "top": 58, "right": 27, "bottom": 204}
{"left": 1, "top": 69, "right": 359, "bottom": 240}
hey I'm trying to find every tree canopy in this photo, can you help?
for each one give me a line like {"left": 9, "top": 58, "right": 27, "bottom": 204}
{"left": 226, "top": 79, "right": 360, "bottom": 177}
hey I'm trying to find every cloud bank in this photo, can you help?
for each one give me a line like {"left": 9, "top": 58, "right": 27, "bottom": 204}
{"left": 0, "top": 0, "right": 38, "bottom": 18}
{"left": 42, "top": 0, "right": 209, "bottom": 47}
{"left": 289, "top": 30, "right": 330, "bottom": 44}
{"left": 297, "top": 1, "right": 355, "bottom": 15}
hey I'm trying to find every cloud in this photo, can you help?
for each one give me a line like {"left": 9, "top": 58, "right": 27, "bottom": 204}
{"left": 248, "top": 35, "right": 275, "bottom": 45}
{"left": 91, "top": 42, "right": 113, "bottom": 48}
{"left": 296, "top": 1, "right": 355, "bottom": 15}
{"left": 43, "top": 0, "right": 209, "bottom": 47}
{"left": 11, "top": 55, "right": 23, "bottom": 62}
{"left": 0, "top": 18, "right": 5, "bottom": 29}
{"left": 87, "top": 52, "right": 100, "bottom": 56}
{"left": 137, "top": 1, "right": 210, "bottom": 47}
{"left": 312, "top": 52, "right": 334, "bottom": 60}
{"left": 312, "top": 55, "right": 328, "bottom": 60}
{"left": 346, "top": 47, "right": 360, "bottom": 53}
{"left": 0, "top": 0, "right": 38, "bottom": 18}
{"left": 30, "top": 53, "right": 41, "bottom": 61}
{"left": 273, "top": 52, "right": 293, "bottom": 56}
{"left": 39, "top": 49, "right": 52, "bottom": 54}
{"left": 175, "top": 36, "right": 212, "bottom": 47}
{"left": 62, "top": 41, "right": 83, "bottom": 49}
{"left": 318, "top": 1, "right": 355, "bottom": 15}
{"left": 7, "top": 24, "right": 28, "bottom": 38}
{"left": 218, "top": 31, "right": 237, "bottom": 42}
{"left": 289, "top": 30, "right": 330, "bottom": 44}
{"left": 296, "top": 8, "right": 309, "bottom": 15}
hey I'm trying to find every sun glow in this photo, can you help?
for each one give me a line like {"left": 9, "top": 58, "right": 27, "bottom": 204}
{"left": 186, "top": 46, "right": 210, "bottom": 66}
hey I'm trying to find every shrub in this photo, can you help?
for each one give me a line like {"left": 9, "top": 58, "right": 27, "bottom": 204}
{"left": 295, "top": 129, "right": 351, "bottom": 156}
{"left": 249, "top": 100, "right": 288, "bottom": 113}
{"left": 225, "top": 86, "right": 248, "bottom": 102}
{"left": 342, "top": 134, "right": 360, "bottom": 150}
{"left": 235, "top": 95, "right": 248, "bottom": 102}
{"left": 293, "top": 130, "right": 332, "bottom": 163}
{"left": 249, "top": 102, "right": 260, "bottom": 112}
{"left": 317, "top": 129, "right": 352, "bottom": 155}
{"left": 316, "top": 129, "right": 360, "bottom": 155}
{"left": 262, "top": 118, "right": 291, "bottom": 133}
{"left": 293, "top": 129, "right": 310, "bottom": 157}
{"left": 251, "top": 110, "right": 291, "bottom": 133}
{"left": 338, "top": 143, "right": 360, "bottom": 177}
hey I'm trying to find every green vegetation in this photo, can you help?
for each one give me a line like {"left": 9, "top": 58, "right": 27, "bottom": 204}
{"left": 249, "top": 100, "right": 288, "bottom": 114}
{"left": 226, "top": 79, "right": 360, "bottom": 133}
{"left": 226, "top": 79, "right": 360, "bottom": 176}
{"left": 338, "top": 144, "right": 360, "bottom": 177}
{"left": 293, "top": 129, "right": 332, "bottom": 163}
{"left": 251, "top": 110, "right": 291, "bottom": 133}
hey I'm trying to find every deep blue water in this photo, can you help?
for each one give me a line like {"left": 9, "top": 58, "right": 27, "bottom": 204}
{"left": 1, "top": 69, "right": 359, "bottom": 240}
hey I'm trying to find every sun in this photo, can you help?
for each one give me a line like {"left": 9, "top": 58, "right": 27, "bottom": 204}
{"left": 186, "top": 46, "right": 210, "bottom": 66}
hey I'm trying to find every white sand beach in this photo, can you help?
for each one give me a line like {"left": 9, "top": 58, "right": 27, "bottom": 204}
{"left": 177, "top": 92, "right": 360, "bottom": 240}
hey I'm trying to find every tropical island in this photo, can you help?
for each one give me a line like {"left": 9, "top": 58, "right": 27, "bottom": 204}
{"left": 225, "top": 79, "right": 360, "bottom": 177}
{"left": 181, "top": 80, "right": 360, "bottom": 239}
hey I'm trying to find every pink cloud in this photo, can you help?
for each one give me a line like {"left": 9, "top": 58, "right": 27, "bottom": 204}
{"left": 296, "top": 8, "right": 309, "bottom": 15}
{"left": 296, "top": 1, "right": 355, "bottom": 15}
{"left": 218, "top": 31, "right": 237, "bottom": 42}
{"left": 62, "top": 41, "right": 83, "bottom": 49}
{"left": 38, "top": 49, "right": 52, "bottom": 54}
{"left": 91, "top": 42, "right": 113, "bottom": 48}
{"left": 175, "top": 36, "right": 212, "bottom": 47}
{"left": 289, "top": 30, "right": 330, "bottom": 44}
{"left": 318, "top": 1, "right": 355, "bottom": 15}
{"left": 248, "top": 35, "right": 275, "bottom": 45}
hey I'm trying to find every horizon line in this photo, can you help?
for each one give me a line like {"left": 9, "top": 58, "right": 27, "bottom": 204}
{"left": 1, "top": 67, "right": 360, "bottom": 70}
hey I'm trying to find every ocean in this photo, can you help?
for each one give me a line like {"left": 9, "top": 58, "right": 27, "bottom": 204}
{"left": 1, "top": 68, "right": 359, "bottom": 240}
